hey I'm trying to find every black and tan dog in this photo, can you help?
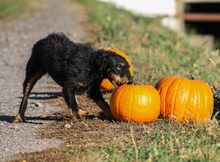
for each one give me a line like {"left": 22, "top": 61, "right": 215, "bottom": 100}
{"left": 14, "top": 33, "right": 133, "bottom": 122}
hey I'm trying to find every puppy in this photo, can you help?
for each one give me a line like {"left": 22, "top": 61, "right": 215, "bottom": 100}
{"left": 14, "top": 33, "right": 133, "bottom": 122}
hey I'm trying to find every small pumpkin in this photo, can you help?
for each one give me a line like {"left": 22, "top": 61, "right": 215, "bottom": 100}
{"left": 110, "top": 84, "right": 160, "bottom": 123}
{"left": 100, "top": 48, "right": 133, "bottom": 91}
{"left": 155, "top": 76, "right": 214, "bottom": 123}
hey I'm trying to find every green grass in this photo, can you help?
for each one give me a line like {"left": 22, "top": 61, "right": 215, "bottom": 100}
{"left": 61, "top": 119, "right": 220, "bottom": 162}
{"left": 0, "top": 0, "right": 34, "bottom": 20}
{"left": 99, "top": 121, "right": 220, "bottom": 162}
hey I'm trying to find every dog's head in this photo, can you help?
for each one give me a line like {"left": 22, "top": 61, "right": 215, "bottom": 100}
{"left": 93, "top": 50, "right": 133, "bottom": 87}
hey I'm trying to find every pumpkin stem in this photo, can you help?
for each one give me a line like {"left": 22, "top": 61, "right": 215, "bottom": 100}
{"left": 213, "top": 85, "right": 217, "bottom": 91}
{"left": 132, "top": 82, "right": 142, "bottom": 85}
{"left": 127, "top": 82, "right": 144, "bottom": 85}
{"left": 187, "top": 74, "right": 196, "bottom": 80}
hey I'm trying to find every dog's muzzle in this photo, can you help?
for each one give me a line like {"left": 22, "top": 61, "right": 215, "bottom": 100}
{"left": 112, "top": 77, "right": 133, "bottom": 88}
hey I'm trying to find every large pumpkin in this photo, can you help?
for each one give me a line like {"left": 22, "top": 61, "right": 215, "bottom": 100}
{"left": 155, "top": 76, "right": 214, "bottom": 123}
{"left": 110, "top": 84, "right": 160, "bottom": 123}
{"left": 100, "top": 48, "right": 133, "bottom": 91}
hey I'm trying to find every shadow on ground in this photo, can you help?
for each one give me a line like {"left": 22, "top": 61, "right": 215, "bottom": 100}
{"left": 0, "top": 111, "right": 109, "bottom": 124}
{"left": 18, "top": 91, "right": 63, "bottom": 100}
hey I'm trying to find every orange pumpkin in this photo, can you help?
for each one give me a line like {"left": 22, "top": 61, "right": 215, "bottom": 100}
{"left": 100, "top": 48, "right": 133, "bottom": 91}
{"left": 155, "top": 76, "right": 214, "bottom": 123}
{"left": 110, "top": 84, "right": 160, "bottom": 123}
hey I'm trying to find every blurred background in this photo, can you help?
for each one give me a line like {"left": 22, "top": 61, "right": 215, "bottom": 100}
{"left": 100, "top": 0, "right": 220, "bottom": 49}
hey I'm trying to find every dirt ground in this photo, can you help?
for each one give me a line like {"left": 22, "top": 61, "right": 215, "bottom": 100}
{"left": 0, "top": 0, "right": 88, "bottom": 161}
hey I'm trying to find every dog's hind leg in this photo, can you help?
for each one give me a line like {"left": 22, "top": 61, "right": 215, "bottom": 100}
{"left": 62, "top": 88, "right": 86, "bottom": 119}
{"left": 14, "top": 58, "right": 45, "bottom": 123}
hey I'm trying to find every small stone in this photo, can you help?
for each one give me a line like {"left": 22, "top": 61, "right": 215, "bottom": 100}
{"left": 64, "top": 123, "right": 71, "bottom": 129}
{"left": 34, "top": 102, "right": 42, "bottom": 108}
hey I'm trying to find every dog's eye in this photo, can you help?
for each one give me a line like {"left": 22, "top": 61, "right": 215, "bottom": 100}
{"left": 116, "top": 66, "right": 122, "bottom": 70}
{"left": 116, "top": 63, "right": 125, "bottom": 70}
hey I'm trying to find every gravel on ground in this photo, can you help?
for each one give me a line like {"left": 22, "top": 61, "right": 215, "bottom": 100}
{"left": 0, "top": 0, "right": 86, "bottom": 161}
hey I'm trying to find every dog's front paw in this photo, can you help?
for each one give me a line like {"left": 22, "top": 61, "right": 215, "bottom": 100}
{"left": 103, "top": 110, "right": 114, "bottom": 120}
{"left": 13, "top": 114, "right": 25, "bottom": 123}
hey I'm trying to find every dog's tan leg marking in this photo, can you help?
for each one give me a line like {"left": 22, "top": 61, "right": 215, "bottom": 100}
{"left": 75, "top": 95, "right": 87, "bottom": 116}
{"left": 68, "top": 95, "right": 87, "bottom": 120}
{"left": 14, "top": 71, "right": 44, "bottom": 123}
{"left": 69, "top": 108, "right": 87, "bottom": 120}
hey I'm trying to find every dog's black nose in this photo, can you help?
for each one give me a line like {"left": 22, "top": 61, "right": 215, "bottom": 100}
{"left": 127, "top": 77, "right": 133, "bottom": 84}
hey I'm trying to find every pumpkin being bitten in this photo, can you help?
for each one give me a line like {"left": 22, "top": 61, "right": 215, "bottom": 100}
{"left": 110, "top": 84, "right": 160, "bottom": 123}
{"left": 100, "top": 48, "right": 133, "bottom": 91}
{"left": 155, "top": 76, "right": 214, "bottom": 123}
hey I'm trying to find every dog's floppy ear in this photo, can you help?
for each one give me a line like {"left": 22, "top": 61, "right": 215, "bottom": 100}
{"left": 100, "top": 57, "right": 108, "bottom": 69}
{"left": 91, "top": 50, "right": 109, "bottom": 77}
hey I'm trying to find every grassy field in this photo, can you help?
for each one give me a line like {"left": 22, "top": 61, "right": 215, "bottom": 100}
{"left": 11, "top": 0, "right": 220, "bottom": 161}
{"left": 0, "top": 0, "right": 36, "bottom": 20}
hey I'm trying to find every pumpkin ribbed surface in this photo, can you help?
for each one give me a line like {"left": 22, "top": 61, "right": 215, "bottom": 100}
{"left": 155, "top": 76, "right": 214, "bottom": 123}
{"left": 110, "top": 84, "right": 160, "bottom": 123}
{"left": 100, "top": 48, "right": 133, "bottom": 90}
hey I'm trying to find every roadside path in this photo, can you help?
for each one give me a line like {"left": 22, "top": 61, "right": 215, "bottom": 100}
{"left": 0, "top": 0, "right": 86, "bottom": 160}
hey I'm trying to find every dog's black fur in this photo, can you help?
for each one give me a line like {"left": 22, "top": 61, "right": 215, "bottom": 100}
{"left": 14, "top": 33, "right": 133, "bottom": 122}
